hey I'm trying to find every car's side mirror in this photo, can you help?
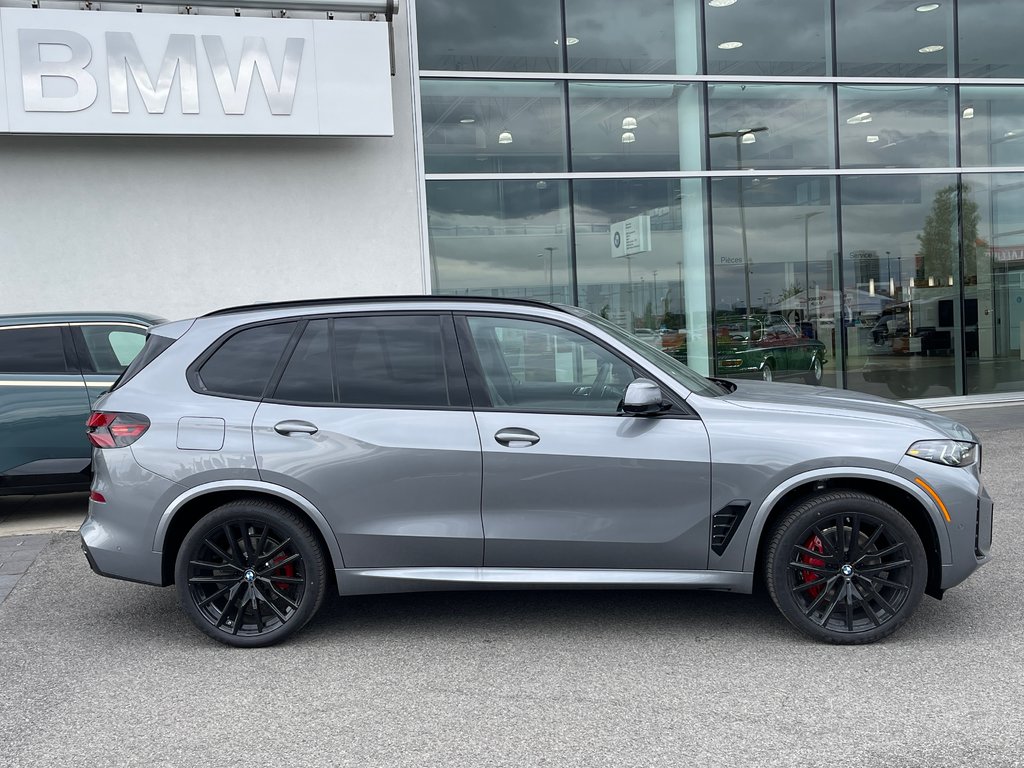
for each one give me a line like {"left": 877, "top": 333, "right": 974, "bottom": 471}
{"left": 620, "top": 378, "right": 667, "bottom": 416}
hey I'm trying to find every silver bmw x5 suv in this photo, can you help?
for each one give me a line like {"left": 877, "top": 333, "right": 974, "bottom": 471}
{"left": 81, "top": 297, "right": 993, "bottom": 647}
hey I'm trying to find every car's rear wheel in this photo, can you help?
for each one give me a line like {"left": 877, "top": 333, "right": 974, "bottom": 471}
{"left": 761, "top": 361, "right": 775, "bottom": 382}
{"left": 804, "top": 355, "right": 823, "bottom": 385}
{"left": 765, "top": 491, "right": 926, "bottom": 644}
{"left": 175, "top": 499, "right": 327, "bottom": 647}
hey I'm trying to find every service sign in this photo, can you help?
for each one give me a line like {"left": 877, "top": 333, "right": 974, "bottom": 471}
{"left": 0, "top": 8, "right": 394, "bottom": 136}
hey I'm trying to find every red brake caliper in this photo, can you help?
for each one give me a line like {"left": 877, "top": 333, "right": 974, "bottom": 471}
{"left": 800, "top": 535, "right": 826, "bottom": 599}
{"left": 271, "top": 553, "right": 295, "bottom": 592}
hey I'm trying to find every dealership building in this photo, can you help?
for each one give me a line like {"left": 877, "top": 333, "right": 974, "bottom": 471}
{"left": 1, "top": 0, "right": 1023, "bottom": 403}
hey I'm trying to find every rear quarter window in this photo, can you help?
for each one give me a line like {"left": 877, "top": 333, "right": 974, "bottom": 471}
{"left": 195, "top": 322, "right": 297, "bottom": 399}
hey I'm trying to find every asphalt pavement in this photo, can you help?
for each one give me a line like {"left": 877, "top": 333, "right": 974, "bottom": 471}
{"left": 1, "top": 405, "right": 1022, "bottom": 767}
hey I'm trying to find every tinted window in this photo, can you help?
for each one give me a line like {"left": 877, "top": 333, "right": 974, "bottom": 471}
{"left": 334, "top": 316, "right": 450, "bottom": 407}
{"left": 0, "top": 326, "right": 69, "bottom": 373}
{"left": 199, "top": 322, "right": 296, "bottom": 399}
{"left": 77, "top": 325, "right": 148, "bottom": 374}
{"left": 274, "top": 320, "right": 333, "bottom": 404}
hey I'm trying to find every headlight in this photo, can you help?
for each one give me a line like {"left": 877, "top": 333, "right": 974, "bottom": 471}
{"left": 906, "top": 440, "right": 978, "bottom": 467}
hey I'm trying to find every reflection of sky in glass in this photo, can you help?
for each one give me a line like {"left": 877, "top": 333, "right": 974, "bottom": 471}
{"left": 704, "top": 0, "right": 827, "bottom": 76}
{"left": 836, "top": 0, "right": 953, "bottom": 77}
{"left": 421, "top": 80, "right": 566, "bottom": 174}
{"left": 564, "top": 0, "right": 687, "bottom": 75}
{"left": 416, "top": 0, "right": 561, "bottom": 72}
{"left": 838, "top": 86, "right": 954, "bottom": 168}
{"left": 961, "top": 87, "right": 1024, "bottom": 167}
{"left": 707, "top": 84, "right": 832, "bottom": 170}
{"left": 959, "top": 0, "right": 1024, "bottom": 77}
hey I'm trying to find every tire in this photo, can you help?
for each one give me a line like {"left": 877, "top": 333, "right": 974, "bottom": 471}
{"left": 764, "top": 491, "right": 926, "bottom": 644}
{"left": 175, "top": 499, "right": 327, "bottom": 648}
{"left": 804, "top": 355, "right": 823, "bottom": 385}
{"left": 887, "top": 376, "right": 929, "bottom": 399}
{"left": 761, "top": 361, "right": 774, "bottom": 383}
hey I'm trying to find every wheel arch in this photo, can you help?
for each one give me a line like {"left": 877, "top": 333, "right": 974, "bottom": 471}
{"left": 743, "top": 470, "right": 949, "bottom": 600}
{"left": 155, "top": 481, "right": 344, "bottom": 587}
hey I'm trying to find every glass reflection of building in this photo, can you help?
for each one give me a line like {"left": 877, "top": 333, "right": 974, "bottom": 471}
{"left": 415, "top": 0, "right": 1024, "bottom": 400}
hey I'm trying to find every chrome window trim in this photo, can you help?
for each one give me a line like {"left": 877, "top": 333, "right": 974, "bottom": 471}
{"left": 0, "top": 322, "right": 66, "bottom": 331}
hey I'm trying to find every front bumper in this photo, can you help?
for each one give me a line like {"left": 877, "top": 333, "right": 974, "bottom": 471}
{"left": 897, "top": 456, "right": 993, "bottom": 591}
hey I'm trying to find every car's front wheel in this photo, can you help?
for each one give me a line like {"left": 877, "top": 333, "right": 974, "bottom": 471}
{"left": 175, "top": 499, "right": 327, "bottom": 647}
{"left": 765, "top": 491, "right": 926, "bottom": 644}
{"left": 761, "top": 361, "right": 775, "bottom": 383}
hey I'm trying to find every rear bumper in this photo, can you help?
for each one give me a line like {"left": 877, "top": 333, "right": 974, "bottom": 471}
{"left": 79, "top": 447, "right": 182, "bottom": 587}
{"left": 80, "top": 513, "right": 164, "bottom": 586}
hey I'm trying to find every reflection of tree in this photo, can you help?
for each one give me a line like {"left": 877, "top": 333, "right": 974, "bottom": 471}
{"left": 778, "top": 282, "right": 805, "bottom": 302}
{"left": 916, "top": 184, "right": 979, "bottom": 283}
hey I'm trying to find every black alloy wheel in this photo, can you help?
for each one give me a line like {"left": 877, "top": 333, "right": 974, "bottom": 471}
{"left": 765, "top": 491, "right": 926, "bottom": 644}
{"left": 175, "top": 500, "right": 326, "bottom": 647}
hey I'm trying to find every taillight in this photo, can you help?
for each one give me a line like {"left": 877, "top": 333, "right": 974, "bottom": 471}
{"left": 86, "top": 412, "right": 151, "bottom": 448}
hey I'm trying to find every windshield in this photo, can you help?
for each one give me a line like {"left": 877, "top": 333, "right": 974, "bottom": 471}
{"left": 564, "top": 306, "right": 723, "bottom": 398}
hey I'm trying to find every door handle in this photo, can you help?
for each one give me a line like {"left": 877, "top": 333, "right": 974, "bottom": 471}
{"left": 274, "top": 420, "right": 319, "bottom": 436}
{"left": 494, "top": 428, "right": 540, "bottom": 447}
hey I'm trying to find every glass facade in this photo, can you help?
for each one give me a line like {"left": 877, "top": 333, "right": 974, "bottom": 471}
{"left": 416, "top": 0, "right": 1024, "bottom": 398}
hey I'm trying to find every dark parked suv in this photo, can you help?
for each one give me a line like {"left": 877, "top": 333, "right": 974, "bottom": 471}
{"left": 0, "top": 312, "right": 160, "bottom": 495}
{"left": 81, "top": 297, "right": 992, "bottom": 647}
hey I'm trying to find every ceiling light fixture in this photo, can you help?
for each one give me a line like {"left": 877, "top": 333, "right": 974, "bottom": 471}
{"left": 498, "top": 130, "right": 513, "bottom": 144}
{"left": 718, "top": 41, "right": 743, "bottom": 50}
{"left": 621, "top": 116, "right": 638, "bottom": 130}
{"left": 555, "top": 37, "right": 580, "bottom": 45}
{"left": 847, "top": 112, "right": 873, "bottom": 124}
{"left": 962, "top": 106, "right": 975, "bottom": 119}
{"left": 915, "top": 3, "right": 940, "bottom": 11}
{"left": 708, "top": 0, "right": 737, "bottom": 6}
{"left": 919, "top": 44, "right": 945, "bottom": 53}
{"left": 621, "top": 131, "right": 636, "bottom": 144}
{"left": 459, "top": 117, "right": 475, "bottom": 124}
{"left": 867, "top": 135, "right": 880, "bottom": 143}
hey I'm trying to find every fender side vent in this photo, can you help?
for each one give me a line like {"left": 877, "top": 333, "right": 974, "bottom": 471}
{"left": 711, "top": 501, "right": 751, "bottom": 556}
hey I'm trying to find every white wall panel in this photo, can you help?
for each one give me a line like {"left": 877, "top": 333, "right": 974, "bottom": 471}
{"left": 0, "top": 10, "right": 421, "bottom": 320}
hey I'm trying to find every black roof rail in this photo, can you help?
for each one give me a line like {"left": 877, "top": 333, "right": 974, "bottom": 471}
{"left": 202, "top": 294, "right": 567, "bottom": 318}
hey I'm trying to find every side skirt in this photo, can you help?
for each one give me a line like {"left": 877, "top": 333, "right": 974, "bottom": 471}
{"left": 334, "top": 567, "right": 754, "bottom": 596}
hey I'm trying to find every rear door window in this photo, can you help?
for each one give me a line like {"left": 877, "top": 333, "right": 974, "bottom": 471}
{"left": 74, "top": 324, "right": 148, "bottom": 374}
{"left": 0, "top": 326, "right": 71, "bottom": 373}
{"left": 273, "top": 319, "right": 333, "bottom": 404}
{"left": 196, "top": 322, "right": 297, "bottom": 399}
{"left": 268, "top": 314, "right": 465, "bottom": 408}
{"left": 334, "top": 315, "right": 451, "bottom": 407}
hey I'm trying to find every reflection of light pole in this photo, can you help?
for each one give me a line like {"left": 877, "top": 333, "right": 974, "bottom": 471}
{"left": 676, "top": 260, "right": 684, "bottom": 317}
{"left": 538, "top": 246, "right": 555, "bottom": 302}
{"left": 625, "top": 256, "right": 634, "bottom": 330}
{"left": 710, "top": 126, "right": 768, "bottom": 314}
{"left": 640, "top": 275, "right": 646, "bottom": 321}
{"left": 796, "top": 211, "right": 822, "bottom": 321}
{"left": 652, "top": 270, "right": 659, "bottom": 325}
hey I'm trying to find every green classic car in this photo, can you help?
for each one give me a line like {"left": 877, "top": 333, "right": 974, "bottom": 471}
{"left": 713, "top": 314, "right": 828, "bottom": 384}
{"left": 0, "top": 312, "right": 162, "bottom": 495}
